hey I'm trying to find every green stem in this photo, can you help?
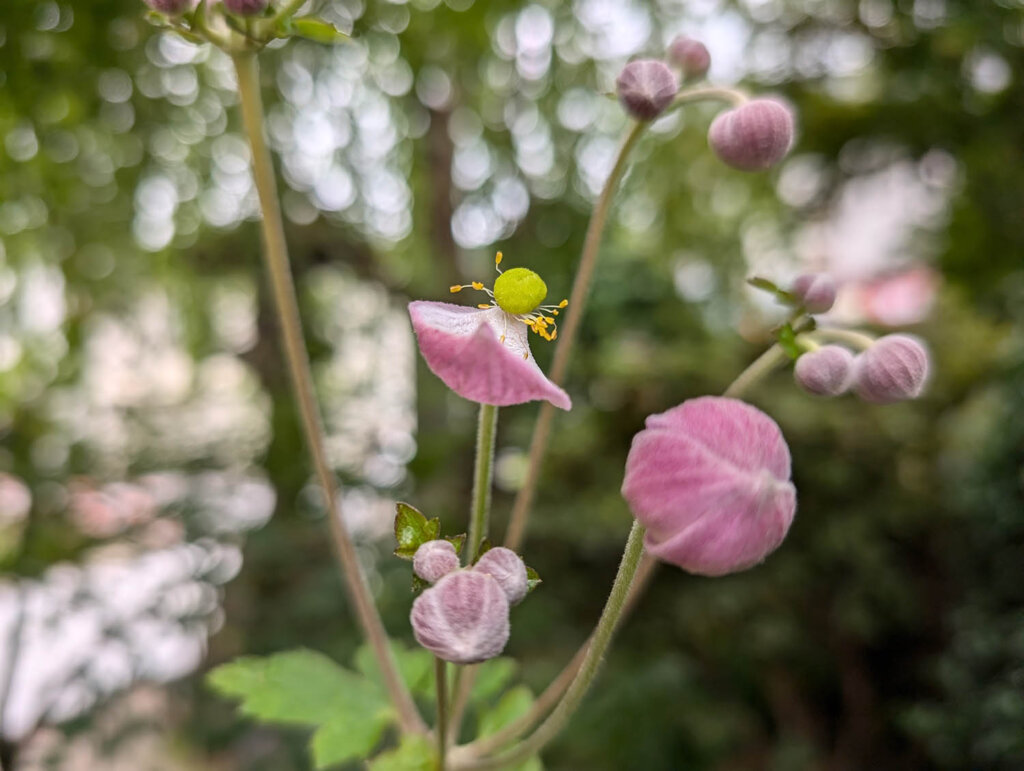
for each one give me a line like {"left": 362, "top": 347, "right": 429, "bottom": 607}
{"left": 436, "top": 658, "right": 448, "bottom": 770}
{"left": 231, "top": 52, "right": 425, "bottom": 736}
{"left": 458, "top": 522, "right": 647, "bottom": 770}
{"left": 810, "top": 327, "right": 876, "bottom": 351}
{"left": 723, "top": 344, "right": 788, "bottom": 399}
{"left": 466, "top": 403, "right": 499, "bottom": 564}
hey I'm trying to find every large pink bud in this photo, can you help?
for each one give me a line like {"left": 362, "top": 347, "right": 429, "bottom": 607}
{"left": 794, "top": 345, "right": 854, "bottom": 397}
{"left": 708, "top": 98, "right": 795, "bottom": 171}
{"left": 853, "top": 334, "right": 930, "bottom": 404}
{"left": 413, "top": 540, "right": 459, "bottom": 584}
{"left": 790, "top": 273, "right": 837, "bottom": 314}
{"left": 621, "top": 396, "right": 797, "bottom": 576}
{"left": 473, "top": 547, "right": 528, "bottom": 605}
{"left": 410, "top": 570, "right": 510, "bottom": 664}
{"left": 616, "top": 60, "right": 678, "bottom": 121}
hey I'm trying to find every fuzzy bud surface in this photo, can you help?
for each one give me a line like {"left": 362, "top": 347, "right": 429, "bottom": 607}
{"left": 473, "top": 547, "right": 528, "bottom": 605}
{"left": 667, "top": 36, "right": 711, "bottom": 79}
{"left": 853, "top": 334, "right": 930, "bottom": 404}
{"left": 708, "top": 98, "right": 795, "bottom": 171}
{"left": 621, "top": 396, "right": 796, "bottom": 576}
{"left": 791, "top": 274, "right": 838, "bottom": 314}
{"left": 616, "top": 60, "right": 679, "bottom": 121}
{"left": 413, "top": 540, "right": 460, "bottom": 584}
{"left": 794, "top": 346, "right": 855, "bottom": 396}
{"left": 411, "top": 570, "right": 510, "bottom": 664}
{"left": 222, "top": 0, "right": 268, "bottom": 14}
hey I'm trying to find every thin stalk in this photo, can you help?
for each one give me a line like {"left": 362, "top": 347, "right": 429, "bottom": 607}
{"left": 231, "top": 52, "right": 425, "bottom": 735}
{"left": 457, "top": 522, "right": 647, "bottom": 770}
{"left": 436, "top": 658, "right": 448, "bottom": 770}
{"left": 466, "top": 403, "right": 499, "bottom": 564}
{"left": 723, "top": 344, "right": 788, "bottom": 399}
{"left": 810, "top": 327, "right": 876, "bottom": 351}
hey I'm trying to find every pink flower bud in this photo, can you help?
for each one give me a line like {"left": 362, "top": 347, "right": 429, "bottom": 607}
{"left": 222, "top": 0, "right": 268, "bottom": 15}
{"left": 473, "top": 547, "right": 528, "bottom": 605}
{"left": 667, "top": 36, "right": 711, "bottom": 79}
{"left": 794, "top": 345, "right": 854, "bottom": 397}
{"left": 708, "top": 98, "right": 795, "bottom": 172}
{"left": 791, "top": 273, "right": 837, "bottom": 314}
{"left": 411, "top": 570, "right": 510, "bottom": 664}
{"left": 616, "top": 60, "right": 679, "bottom": 122}
{"left": 853, "top": 334, "right": 930, "bottom": 404}
{"left": 413, "top": 540, "right": 459, "bottom": 584}
{"left": 145, "top": 0, "right": 194, "bottom": 14}
{"left": 621, "top": 396, "right": 796, "bottom": 576}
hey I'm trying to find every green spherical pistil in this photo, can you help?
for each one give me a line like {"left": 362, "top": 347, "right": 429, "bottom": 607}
{"left": 493, "top": 268, "right": 547, "bottom": 316}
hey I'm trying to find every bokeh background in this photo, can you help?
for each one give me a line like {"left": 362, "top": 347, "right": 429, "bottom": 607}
{"left": 1, "top": 0, "right": 1022, "bottom": 768}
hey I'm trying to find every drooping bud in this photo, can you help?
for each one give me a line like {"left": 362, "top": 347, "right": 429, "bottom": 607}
{"left": 708, "top": 98, "right": 795, "bottom": 172}
{"left": 667, "top": 36, "right": 711, "bottom": 79}
{"left": 473, "top": 547, "right": 528, "bottom": 605}
{"left": 622, "top": 397, "right": 796, "bottom": 576}
{"left": 144, "top": 0, "right": 195, "bottom": 14}
{"left": 853, "top": 334, "right": 930, "bottom": 404}
{"left": 412, "top": 540, "right": 459, "bottom": 584}
{"left": 791, "top": 273, "right": 837, "bottom": 314}
{"left": 794, "top": 346, "right": 855, "bottom": 397}
{"left": 616, "top": 60, "right": 679, "bottom": 122}
{"left": 222, "top": 0, "right": 268, "bottom": 15}
{"left": 410, "top": 570, "right": 510, "bottom": 664}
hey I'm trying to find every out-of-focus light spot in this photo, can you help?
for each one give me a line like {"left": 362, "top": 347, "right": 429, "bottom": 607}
{"left": 314, "top": 165, "right": 356, "bottom": 211}
{"left": 777, "top": 155, "right": 828, "bottom": 208}
{"left": 674, "top": 257, "right": 717, "bottom": 302}
{"left": 98, "top": 69, "right": 133, "bottom": 104}
{"left": 574, "top": 0, "right": 651, "bottom": 60}
{"left": 966, "top": 49, "right": 1012, "bottom": 94}
{"left": 492, "top": 177, "right": 530, "bottom": 222}
{"left": 5, "top": 123, "right": 39, "bottom": 162}
{"left": 416, "top": 66, "right": 452, "bottom": 110}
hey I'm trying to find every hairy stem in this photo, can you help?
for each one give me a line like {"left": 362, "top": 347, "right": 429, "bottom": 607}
{"left": 810, "top": 328, "right": 876, "bottom": 351}
{"left": 231, "top": 52, "right": 424, "bottom": 735}
{"left": 436, "top": 658, "right": 448, "bottom": 770}
{"left": 723, "top": 344, "right": 788, "bottom": 398}
{"left": 467, "top": 404, "right": 499, "bottom": 563}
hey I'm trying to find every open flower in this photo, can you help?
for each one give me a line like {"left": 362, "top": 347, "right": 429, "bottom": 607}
{"left": 408, "top": 253, "right": 571, "bottom": 410}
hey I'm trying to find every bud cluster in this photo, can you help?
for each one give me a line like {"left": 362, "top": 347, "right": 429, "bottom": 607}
{"left": 795, "top": 334, "right": 930, "bottom": 403}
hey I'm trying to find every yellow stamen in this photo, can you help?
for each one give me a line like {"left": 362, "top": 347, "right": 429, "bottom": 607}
{"left": 450, "top": 285, "right": 463, "bottom": 293}
{"left": 558, "top": 299, "right": 568, "bottom": 308}
{"left": 522, "top": 352, "right": 528, "bottom": 360}
{"left": 471, "top": 281, "right": 484, "bottom": 290}
{"left": 477, "top": 303, "right": 491, "bottom": 309}
{"left": 495, "top": 251, "right": 503, "bottom": 267}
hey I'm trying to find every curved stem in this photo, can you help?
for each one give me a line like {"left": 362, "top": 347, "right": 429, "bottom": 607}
{"left": 810, "top": 327, "right": 876, "bottom": 351}
{"left": 231, "top": 52, "right": 425, "bottom": 736}
{"left": 672, "top": 85, "right": 748, "bottom": 108}
{"left": 503, "top": 121, "right": 646, "bottom": 551}
{"left": 466, "top": 404, "right": 499, "bottom": 564}
{"left": 436, "top": 658, "right": 448, "bottom": 770}
{"left": 723, "top": 344, "right": 788, "bottom": 399}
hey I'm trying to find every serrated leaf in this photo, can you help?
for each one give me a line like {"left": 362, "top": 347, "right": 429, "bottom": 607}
{"left": 291, "top": 17, "right": 349, "bottom": 44}
{"left": 747, "top": 276, "right": 780, "bottom": 293}
{"left": 445, "top": 533, "right": 466, "bottom": 556}
{"left": 411, "top": 573, "right": 429, "bottom": 593}
{"left": 312, "top": 711, "right": 389, "bottom": 769}
{"left": 394, "top": 502, "right": 440, "bottom": 560}
{"left": 368, "top": 734, "right": 435, "bottom": 771}
{"left": 478, "top": 686, "right": 543, "bottom": 771}
{"left": 469, "top": 657, "right": 517, "bottom": 704}
{"left": 207, "top": 649, "right": 385, "bottom": 726}
{"left": 525, "top": 565, "right": 542, "bottom": 594}
{"left": 354, "top": 640, "right": 435, "bottom": 698}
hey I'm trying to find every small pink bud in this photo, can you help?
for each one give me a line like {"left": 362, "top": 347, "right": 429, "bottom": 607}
{"left": 794, "top": 346, "right": 854, "bottom": 397}
{"left": 413, "top": 540, "right": 459, "bottom": 584}
{"left": 616, "top": 60, "right": 679, "bottom": 122}
{"left": 853, "top": 334, "right": 930, "bottom": 404}
{"left": 473, "top": 547, "right": 528, "bottom": 605}
{"left": 145, "top": 0, "right": 194, "bottom": 14}
{"left": 791, "top": 273, "right": 837, "bottom": 314}
{"left": 708, "top": 98, "right": 795, "bottom": 172}
{"left": 222, "top": 0, "right": 268, "bottom": 15}
{"left": 411, "top": 570, "right": 510, "bottom": 664}
{"left": 667, "top": 36, "right": 711, "bottom": 79}
{"left": 621, "top": 396, "right": 796, "bottom": 576}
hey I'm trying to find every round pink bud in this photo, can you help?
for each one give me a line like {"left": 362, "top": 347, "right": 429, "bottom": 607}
{"left": 667, "top": 36, "right": 711, "bottom": 79}
{"left": 473, "top": 547, "right": 528, "bottom": 605}
{"left": 791, "top": 273, "right": 837, "bottom": 314}
{"left": 145, "top": 0, "right": 194, "bottom": 14}
{"left": 794, "top": 346, "right": 855, "bottom": 397}
{"left": 222, "top": 0, "right": 268, "bottom": 15}
{"left": 410, "top": 570, "right": 510, "bottom": 664}
{"left": 708, "top": 98, "right": 795, "bottom": 172}
{"left": 412, "top": 540, "right": 460, "bottom": 584}
{"left": 621, "top": 396, "right": 797, "bottom": 576}
{"left": 616, "top": 60, "right": 679, "bottom": 122}
{"left": 853, "top": 334, "right": 930, "bottom": 404}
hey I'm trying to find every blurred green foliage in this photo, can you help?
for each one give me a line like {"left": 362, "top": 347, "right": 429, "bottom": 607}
{"left": 1, "top": 0, "right": 1022, "bottom": 769}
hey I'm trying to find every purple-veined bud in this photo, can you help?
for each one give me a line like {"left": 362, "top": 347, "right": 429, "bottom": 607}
{"left": 621, "top": 396, "right": 796, "bottom": 577}
{"left": 791, "top": 273, "right": 837, "bottom": 314}
{"left": 411, "top": 570, "right": 510, "bottom": 664}
{"left": 708, "top": 98, "right": 795, "bottom": 172}
{"left": 413, "top": 540, "right": 459, "bottom": 584}
{"left": 667, "top": 36, "right": 711, "bottom": 79}
{"left": 853, "top": 334, "right": 930, "bottom": 404}
{"left": 222, "top": 0, "right": 268, "bottom": 15}
{"left": 794, "top": 345, "right": 855, "bottom": 397}
{"left": 473, "top": 547, "right": 528, "bottom": 605}
{"left": 145, "top": 0, "right": 195, "bottom": 14}
{"left": 616, "top": 60, "right": 679, "bottom": 122}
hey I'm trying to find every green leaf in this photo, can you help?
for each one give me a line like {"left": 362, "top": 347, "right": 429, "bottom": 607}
{"left": 478, "top": 686, "right": 543, "bottom": 771}
{"left": 312, "top": 712, "right": 389, "bottom": 769}
{"left": 525, "top": 565, "right": 542, "bottom": 594}
{"left": 445, "top": 533, "right": 466, "bottom": 556}
{"left": 354, "top": 640, "right": 434, "bottom": 698}
{"left": 473, "top": 537, "right": 494, "bottom": 564}
{"left": 290, "top": 17, "right": 349, "bottom": 45}
{"left": 470, "top": 657, "right": 517, "bottom": 704}
{"left": 368, "top": 734, "right": 435, "bottom": 771}
{"left": 208, "top": 649, "right": 384, "bottom": 725}
{"left": 747, "top": 275, "right": 799, "bottom": 305}
{"left": 394, "top": 502, "right": 440, "bottom": 560}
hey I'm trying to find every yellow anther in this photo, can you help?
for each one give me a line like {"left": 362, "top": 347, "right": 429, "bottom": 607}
{"left": 477, "top": 303, "right": 491, "bottom": 309}
{"left": 500, "top": 335, "right": 506, "bottom": 343}
{"left": 450, "top": 285, "right": 463, "bottom": 293}
{"left": 522, "top": 352, "right": 528, "bottom": 360}
{"left": 495, "top": 251, "right": 503, "bottom": 266}
{"left": 552, "top": 309, "right": 559, "bottom": 316}
{"left": 558, "top": 299, "right": 568, "bottom": 308}
{"left": 471, "top": 281, "right": 484, "bottom": 290}
{"left": 551, "top": 329, "right": 557, "bottom": 340}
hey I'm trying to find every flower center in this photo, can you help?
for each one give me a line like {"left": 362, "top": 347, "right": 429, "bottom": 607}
{"left": 493, "top": 268, "right": 547, "bottom": 316}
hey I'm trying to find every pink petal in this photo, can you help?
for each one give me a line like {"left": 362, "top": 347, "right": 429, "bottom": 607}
{"left": 408, "top": 301, "right": 571, "bottom": 410}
